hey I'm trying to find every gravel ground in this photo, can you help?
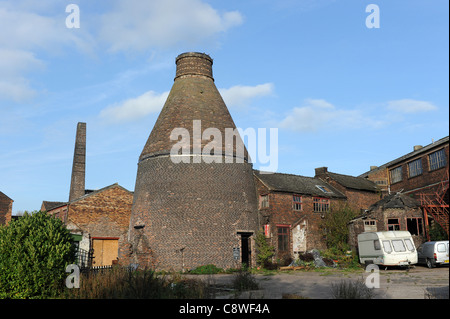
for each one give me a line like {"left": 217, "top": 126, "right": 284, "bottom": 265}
{"left": 187, "top": 265, "right": 449, "bottom": 299}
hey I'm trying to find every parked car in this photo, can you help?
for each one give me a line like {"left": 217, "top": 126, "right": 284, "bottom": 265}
{"left": 357, "top": 231, "right": 417, "bottom": 267}
{"left": 417, "top": 240, "right": 449, "bottom": 268}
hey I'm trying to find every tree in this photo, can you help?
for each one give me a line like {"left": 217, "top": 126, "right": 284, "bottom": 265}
{"left": 320, "top": 203, "right": 358, "bottom": 253}
{"left": 254, "top": 230, "right": 275, "bottom": 268}
{"left": 0, "top": 211, "right": 75, "bottom": 298}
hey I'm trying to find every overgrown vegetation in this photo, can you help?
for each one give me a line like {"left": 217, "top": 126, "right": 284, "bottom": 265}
{"left": 320, "top": 203, "right": 358, "bottom": 253}
{"left": 64, "top": 267, "right": 213, "bottom": 299}
{"left": 330, "top": 278, "right": 375, "bottom": 299}
{"left": 0, "top": 211, "right": 75, "bottom": 299}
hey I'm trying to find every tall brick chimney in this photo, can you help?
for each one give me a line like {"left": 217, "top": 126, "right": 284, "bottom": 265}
{"left": 69, "top": 122, "right": 86, "bottom": 202}
{"left": 127, "top": 52, "right": 258, "bottom": 270}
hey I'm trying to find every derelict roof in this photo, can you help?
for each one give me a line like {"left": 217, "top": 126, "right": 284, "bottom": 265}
{"left": 368, "top": 192, "right": 420, "bottom": 211}
{"left": 254, "top": 170, "right": 346, "bottom": 198}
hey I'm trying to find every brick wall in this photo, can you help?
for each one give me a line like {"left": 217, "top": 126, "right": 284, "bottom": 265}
{"left": 128, "top": 157, "right": 259, "bottom": 271}
{"left": 0, "top": 192, "right": 13, "bottom": 226}
{"left": 389, "top": 144, "right": 449, "bottom": 196}
{"left": 348, "top": 206, "right": 426, "bottom": 250}
{"left": 254, "top": 177, "right": 345, "bottom": 257}
{"left": 67, "top": 185, "right": 133, "bottom": 264}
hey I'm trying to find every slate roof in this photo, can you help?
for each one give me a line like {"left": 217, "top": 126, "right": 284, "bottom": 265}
{"left": 41, "top": 201, "right": 67, "bottom": 211}
{"left": 326, "top": 172, "right": 379, "bottom": 192}
{"left": 254, "top": 170, "right": 346, "bottom": 198}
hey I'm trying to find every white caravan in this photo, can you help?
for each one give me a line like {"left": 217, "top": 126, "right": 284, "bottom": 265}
{"left": 357, "top": 231, "right": 418, "bottom": 267}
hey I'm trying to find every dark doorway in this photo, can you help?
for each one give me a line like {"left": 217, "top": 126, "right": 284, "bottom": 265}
{"left": 238, "top": 232, "right": 252, "bottom": 267}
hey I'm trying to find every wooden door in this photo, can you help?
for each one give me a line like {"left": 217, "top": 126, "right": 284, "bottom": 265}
{"left": 92, "top": 238, "right": 119, "bottom": 266}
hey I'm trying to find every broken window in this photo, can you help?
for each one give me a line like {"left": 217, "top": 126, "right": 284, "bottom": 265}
{"left": 389, "top": 166, "right": 402, "bottom": 184}
{"left": 406, "top": 217, "right": 423, "bottom": 235}
{"left": 429, "top": 149, "right": 446, "bottom": 171}
{"left": 293, "top": 195, "right": 302, "bottom": 211}
{"left": 277, "top": 226, "right": 289, "bottom": 252}
{"left": 313, "top": 197, "right": 330, "bottom": 213}
{"left": 387, "top": 218, "right": 400, "bottom": 231}
{"left": 408, "top": 158, "right": 423, "bottom": 178}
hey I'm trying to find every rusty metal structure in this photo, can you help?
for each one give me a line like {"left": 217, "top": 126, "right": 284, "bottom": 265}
{"left": 419, "top": 169, "right": 449, "bottom": 240}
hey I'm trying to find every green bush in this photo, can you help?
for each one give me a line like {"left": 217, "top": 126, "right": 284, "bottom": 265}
{"left": 189, "top": 264, "right": 223, "bottom": 274}
{"left": 0, "top": 211, "right": 75, "bottom": 298}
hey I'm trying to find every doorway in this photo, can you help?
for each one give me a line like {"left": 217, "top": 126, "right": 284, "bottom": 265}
{"left": 238, "top": 232, "right": 253, "bottom": 267}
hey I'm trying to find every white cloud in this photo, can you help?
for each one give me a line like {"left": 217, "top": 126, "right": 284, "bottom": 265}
{"left": 0, "top": 4, "right": 95, "bottom": 101}
{"left": 100, "top": 90, "right": 169, "bottom": 123}
{"left": 99, "top": 0, "right": 243, "bottom": 52}
{"left": 387, "top": 99, "right": 438, "bottom": 113}
{"left": 219, "top": 83, "right": 274, "bottom": 107}
{"left": 279, "top": 99, "right": 384, "bottom": 132}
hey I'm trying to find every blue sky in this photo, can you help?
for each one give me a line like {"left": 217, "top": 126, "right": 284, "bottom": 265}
{"left": 0, "top": 0, "right": 448, "bottom": 213}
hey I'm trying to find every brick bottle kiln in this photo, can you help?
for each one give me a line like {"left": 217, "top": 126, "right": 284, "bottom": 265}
{"left": 127, "top": 52, "right": 259, "bottom": 270}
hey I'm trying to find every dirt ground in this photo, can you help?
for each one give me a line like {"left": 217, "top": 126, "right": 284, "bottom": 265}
{"left": 189, "top": 265, "right": 449, "bottom": 299}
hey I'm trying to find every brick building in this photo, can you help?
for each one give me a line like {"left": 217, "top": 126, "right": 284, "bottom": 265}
{"left": 0, "top": 191, "right": 13, "bottom": 226}
{"left": 315, "top": 167, "right": 381, "bottom": 213}
{"left": 360, "top": 136, "right": 449, "bottom": 238}
{"left": 348, "top": 193, "right": 426, "bottom": 249}
{"left": 125, "top": 52, "right": 259, "bottom": 271}
{"left": 43, "top": 184, "right": 133, "bottom": 267}
{"left": 254, "top": 170, "right": 346, "bottom": 259}
{"left": 42, "top": 122, "right": 133, "bottom": 267}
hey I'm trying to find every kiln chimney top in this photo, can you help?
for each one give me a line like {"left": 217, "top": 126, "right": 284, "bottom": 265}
{"left": 175, "top": 52, "right": 213, "bottom": 81}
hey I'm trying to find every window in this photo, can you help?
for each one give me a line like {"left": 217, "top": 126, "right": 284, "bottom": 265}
{"left": 313, "top": 197, "right": 330, "bottom": 213}
{"left": 277, "top": 226, "right": 289, "bottom": 252}
{"left": 364, "top": 220, "right": 377, "bottom": 232}
{"left": 382, "top": 240, "right": 392, "bottom": 253}
{"left": 408, "top": 158, "right": 423, "bottom": 178}
{"left": 404, "top": 239, "right": 415, "bottom": 252}
{"left": 387, "top": 218, "right": 400, "bottom": 231}
{"left": 389, "top": 166, "right": 402, "bottom": 184}
{"left": 407, "top": 217, "right": 423, "bottom": 235}
{"left": 316, "top": 185, "right": 332, "bottom": 194}
{"left": 392, "top": 239, "right": 406, "bottom": 252}
{"left": 429, "top": 149, "right": 446, "bottom": 171}
{"left": 437, "top": 243, "right": 446, "bottom": 253}
{"left": 374, "top": 240, "right": 381, "bottom": 250}
{"left": 293, "top": 195, "right": 302, "bottom": 211}
{"left": 260, "top": 195, "right": 269, "bottom": 209}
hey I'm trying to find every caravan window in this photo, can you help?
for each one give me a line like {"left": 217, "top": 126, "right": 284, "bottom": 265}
{"left": 404, "top": 239, "right": 415, "bottom": 252}
{"left": 392, "top": 240, "right": 406, "bottom": 252}
{"left": 382, "top": 240, "right": 392, "bottom": 253}
{"left": 373, "top": 240, "right": 381, "bottom": 250}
